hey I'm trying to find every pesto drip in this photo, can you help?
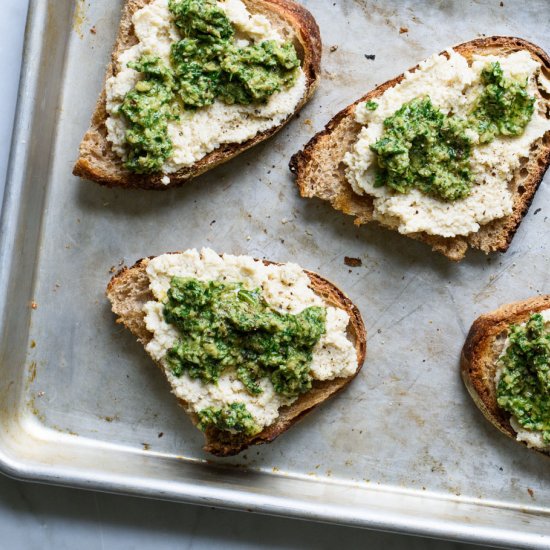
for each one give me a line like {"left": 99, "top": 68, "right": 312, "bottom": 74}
{"left": 163, "top": 277, "right": 326, "bottom": 404}
{"left": 496, "top": 313, "right": 550, "bottom": 443}
{"left": 118, "top": 0, "right": 301, "bottom": 173}
{"left": 369, "top": 61, "right": 536, "bottom": 202}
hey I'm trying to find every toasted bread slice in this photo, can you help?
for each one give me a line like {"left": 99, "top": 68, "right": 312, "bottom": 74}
{"left": 73, "top": 0, "right": 322, "bottom": 190}
{"left": 290, "top": 37, "right": 550, "bottom": 261}
{"left": 106, "top": 254, "right": 366, "bottom": 456}
{"left": 461, "top": 295, "right": 550, "bottom": 454}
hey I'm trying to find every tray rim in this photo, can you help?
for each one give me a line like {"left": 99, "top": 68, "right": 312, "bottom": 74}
{"left": 0, "top": 1, "right": 548, "bottom": 548}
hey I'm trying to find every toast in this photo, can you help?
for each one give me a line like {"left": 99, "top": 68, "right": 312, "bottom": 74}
{"left": 461, "top": 295, "right": 550, "bottom": 454}
{"left": 73, "top": 0, "right": 322, "bottom": 190}
{"left": 290, "top": 37, "right": 550, "bottom": 261}
{"left": 106, "top": 253, "right": 366, "bottom": 456}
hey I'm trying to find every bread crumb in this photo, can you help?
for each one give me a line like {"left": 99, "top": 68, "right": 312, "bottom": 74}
{"left": 399, "top": 27, "right": 408, "bottom": 34}
{"left": 330, "top": 45, "right": 338, "bottom": 52}
{"left": 344, "top": 257, "right": 362, "bottom": 267}
{"left": 30, "top": 301, "right": 38, "bottom": 310}
{"left": 246, "top": 235, "right": 251, "bottom": 241}
{"left": 281, "top": 218, "right": 289, "bottom": 224}
{"left": 90, "top": 25, "right": 96, "bottom": 34}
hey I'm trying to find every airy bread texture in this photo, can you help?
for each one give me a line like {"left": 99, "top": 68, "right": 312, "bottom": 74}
{"left": 73, "top": 0, "right": 322, "bottom": 189}
{"left": 106, "top": 254, "right": 366, "bottom": 456}
{"left": 290, "top": 37, "right": 550, "bottom": 261}
{"left": 461, "top": 295, "right": 550, "bottom": 455}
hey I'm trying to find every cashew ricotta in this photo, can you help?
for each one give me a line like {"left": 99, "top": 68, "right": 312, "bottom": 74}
{"left": 344, "top": 50, "right": 550, "bottom": 237}
{"left": 143, "top": 249, "right": 358, "bottom": 431}
{"left": 105, "top": 0, "right": 306, "bottom": 177}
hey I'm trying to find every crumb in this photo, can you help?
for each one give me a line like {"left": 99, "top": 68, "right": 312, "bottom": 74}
{"left": 281, "top": 218, "right": 289, "bottom": 224}
{"left": 142, "top": 443, "right": 151, "bottom": 451}
{"left": 109, "top": 265, "right": 116, "bottom": 273}
{"left": 330, "top": 45, "right": 338, "bottom": 52}
{"left": 246, "top": 235, "right": 251, "bottom": 241}
{"left": 344, "top": 256, "right": 362, "bottom": 267}
{"left": 210, "top": 220, "right": 216, "bottom": 226}
{"left": 364, "top": 54, "right": 376, "bottom": 60}
{"left": 534, "top": 208, "right": 541, "bottom": 215}
{"left": 90, "top": 25, "right": 96, "bottom": 34}
{"left": 158, "top": 432, "right": 164, "bottom": 438}
{"left": 30, "top": 340, "right": 36, "bottom": 348}
{"left": 399, "top": 27, "right": 408, "bottom": 34}
{"left": 527, "top": 488, "right": 534, "bottom": 498}
{"left": 37, "top": 391, "right": 45, "bottom": 398}
{"left": 303, "top": 119, "right": 312, "bottom": 126}
{"left": 30, "top": 301, "right": 38, "bottom": 310}
{"left": 500, "top": 1, "right": 504, "bottom": 5}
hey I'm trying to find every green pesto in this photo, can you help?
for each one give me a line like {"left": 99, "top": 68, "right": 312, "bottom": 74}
{"left": 119, "top": 0, "right": 300, "bottom": 172}
{"left": 163, "top": 277, "right": 326, "bottom": 401}
{"left": 496, "top": 313, "right": 550, "bottom": 443}
{"left": 471, "top": 62, "right": 535, "bottom": 144}
{"left": 364, "top": 100, "right": 378, "bottom": 111}
{"left": 197, "top": 402, "right": 260, "bottom": 435}
{"left": 370, "top": 97, "right": 472, "bottom": 201}
{"left": 370, "top": 61, "right": 535, "bottom": 202}
{"left": 120, "top": 57, "right": 179, "bottom": 173}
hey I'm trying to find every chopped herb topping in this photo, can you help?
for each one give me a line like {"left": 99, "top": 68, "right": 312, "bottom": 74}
{"left": 496, "top": 313, "right": 550, "bottom": 443}
{"left": 470, "top": 61, "right": 535, "bottom": 143}
{"left": 370, "top": 97, "right": 472, "bottom": 201}
{"left": 197, "top": 402, "right": 260, "bottom": 435}
{"left": 369, "top": 61, "right": 536, "bottom": 202}
{"left": 163, "top": 277, "right": 326, "bottom": 399}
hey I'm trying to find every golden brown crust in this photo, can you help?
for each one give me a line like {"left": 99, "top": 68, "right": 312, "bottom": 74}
{"left": 73, "top": 0, "right": 322, "bottom": 189}
{"left": 290, "top": 36, "right": 550, "bottom": 262}
{"left": 106, "top": 253, "right": 366, "bottom": 456}
{"left": 460, "top": 295, "right": 550, "bottom": 454}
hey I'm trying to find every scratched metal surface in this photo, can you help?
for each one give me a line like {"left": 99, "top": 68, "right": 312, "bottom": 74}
{"left": 1, "top": 0, "right": 549, "bottom": 547}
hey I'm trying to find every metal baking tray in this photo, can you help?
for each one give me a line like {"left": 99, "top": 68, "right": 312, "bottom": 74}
{"left": 1, "top": 0, "right": 549, "bottom": 547}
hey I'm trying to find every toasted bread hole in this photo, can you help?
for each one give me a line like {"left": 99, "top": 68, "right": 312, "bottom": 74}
{"left": 519, "top": 167, "right": 529, "bottom": 178}
{"left": 517, "top": 185, "right": 526, "bottom": 195}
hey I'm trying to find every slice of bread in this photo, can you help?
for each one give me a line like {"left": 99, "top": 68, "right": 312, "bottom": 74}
{"left": 73, "top": 0, "right": 322, "bottom": 189}
{"left": 461, "top": 295, "right": 550, "bottom": 454}
{"left": 290, "top": 37, "right": 550, "bottom": 261}
{"left": 106, "top": 254, "right": 366, "bottom": 456}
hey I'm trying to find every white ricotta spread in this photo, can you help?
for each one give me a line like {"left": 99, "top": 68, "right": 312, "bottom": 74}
{"left": 495, "top": 309, "right": 550, "bottom": 450}
{"left": 344, "top": 50, "right": 550, "bottom": 237}
{"left": 143, "top": 248, "right": 358, "bottom": 431}
{"left": 105, "top": 0, "right": 306, "bottom": 176}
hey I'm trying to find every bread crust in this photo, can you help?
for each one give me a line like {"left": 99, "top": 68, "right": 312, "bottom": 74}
{"left": 460, "top": 295, "right": 550, "bottom": 455}
{"left": 73, "top": 0, "right": 322, "bottom": 190}
{"left": 290, "top": 36, "right": 550, "bottom": 261}
{"left": 106, "top": 253, "right": 366, "bottom": 456}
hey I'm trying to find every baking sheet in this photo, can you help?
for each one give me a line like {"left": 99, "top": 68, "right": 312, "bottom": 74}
{"left": 1, "top": 0, "right": 549, "bottom": 547}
